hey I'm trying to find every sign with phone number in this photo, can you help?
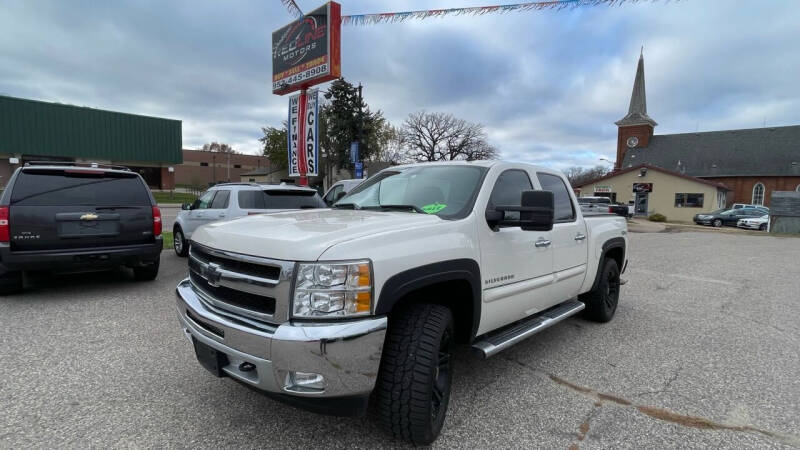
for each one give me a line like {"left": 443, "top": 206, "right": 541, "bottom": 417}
{"left": 273, "top": 64, "right": 329, "bottom": 92}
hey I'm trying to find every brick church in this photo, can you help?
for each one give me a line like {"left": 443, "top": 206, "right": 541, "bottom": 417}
{"left": 614, "top": 52, "right": 800, "bottom": 207}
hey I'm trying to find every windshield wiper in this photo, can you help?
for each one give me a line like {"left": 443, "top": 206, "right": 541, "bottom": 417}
{"left": 332, "top": 202, "right": 361, "bottom": 210}
{"left": 374, "top": 204, "right": 425, "bottom": 214}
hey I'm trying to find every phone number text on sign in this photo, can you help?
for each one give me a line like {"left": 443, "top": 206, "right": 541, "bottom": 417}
{"left": 273, "top": 64, "right": 329, "bottom": 91}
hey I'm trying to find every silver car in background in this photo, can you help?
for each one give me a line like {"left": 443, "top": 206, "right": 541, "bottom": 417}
{"left": 172, "top": 182, "right": 325, "bottom": 256}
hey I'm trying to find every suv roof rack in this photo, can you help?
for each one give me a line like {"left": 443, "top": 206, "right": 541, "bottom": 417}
{"left": 212, "top": 182, "right": 263, "bottom": 187}
{"left": 23, "top": 161, "right": 131, "bottom": 171}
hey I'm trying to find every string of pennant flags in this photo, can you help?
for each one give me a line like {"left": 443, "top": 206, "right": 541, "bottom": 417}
{"left": 281, "top": 0, "right": 659, "bottom": 26}
{"left": 280, "top": 0, "right": 304, "bottom": 18}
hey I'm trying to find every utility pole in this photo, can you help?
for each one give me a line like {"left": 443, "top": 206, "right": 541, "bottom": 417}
{"left": 355, "top": 83, "right": 364, "bottom": 179}
{"left": 227, "top": 151, "right": 231, "bottom": 182}
{"left": 357, "top": 83, "right": 363, "bottom": 146}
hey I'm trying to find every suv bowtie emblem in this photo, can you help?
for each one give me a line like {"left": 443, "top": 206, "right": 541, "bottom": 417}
{"left": 205, "top": 263, "right": 223, "bottom": 287}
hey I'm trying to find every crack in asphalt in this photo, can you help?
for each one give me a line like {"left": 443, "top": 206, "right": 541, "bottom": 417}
{"left": 568, "top": 402, "right": 602, "bottom": 450}
{"left": 548, "top": 374, "right": 800, "bottom": 447}
{"left": 632, "top": 366, "right": 680, "bottom": 398}
{"left": 500, "top": 356, "right": 799, "bottom": 447}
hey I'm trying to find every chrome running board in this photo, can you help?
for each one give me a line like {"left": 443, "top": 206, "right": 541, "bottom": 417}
{"left": 472, "top": 299, "right": 585, "bottom": 359}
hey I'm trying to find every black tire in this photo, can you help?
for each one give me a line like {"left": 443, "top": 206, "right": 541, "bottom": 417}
{"left": 0, "top": 270, "right": 23, "bottom": 295}
{"left": 712, "top": 219, "right": 723, "bottom": 228}
{"left": 375, "top": 304, "right": 454, "bottom": 445}
{"left": 133, "top": 257, "right": 160, "bottom": 281}
{"left": 759, "top": 224, "right": 767, "bottom": 231}
{"left": 173, "top": 226, "right": 189, "bottom": 257}
{"left": 581, "top": 258, "right": 620, "bottom": 323}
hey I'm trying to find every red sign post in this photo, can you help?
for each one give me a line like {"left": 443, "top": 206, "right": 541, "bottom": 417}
{"left": 272, "top": 2, "right": 341, "bottom": 186}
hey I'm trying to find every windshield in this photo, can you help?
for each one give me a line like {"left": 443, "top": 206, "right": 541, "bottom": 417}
{"left": 335, "top": 165, "right": 488, "bottom": 219}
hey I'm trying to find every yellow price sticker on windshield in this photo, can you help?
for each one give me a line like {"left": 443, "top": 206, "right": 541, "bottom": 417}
{"left": 421, "top": 202, "right": 447, "bottom": 214}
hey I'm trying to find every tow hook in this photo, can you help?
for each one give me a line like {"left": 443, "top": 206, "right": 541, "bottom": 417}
{"left": 239, "top": 362, "right": 256, "bottom": 372}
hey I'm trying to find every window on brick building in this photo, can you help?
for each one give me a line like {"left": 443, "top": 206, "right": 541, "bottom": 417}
{"left": 234, "top": 164, "right": 242, "bottom": 168}
{"left": 200, "top": 162, "right": 209, "bottom": 167}
{"left": 752, "top": 183, "right": 765, "bottom": 205}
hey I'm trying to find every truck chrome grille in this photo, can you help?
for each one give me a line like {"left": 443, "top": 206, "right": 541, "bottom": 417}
{"left": 189, "top": 271, "right": 276, "bottom": 315}
{"left": 188, "top": 243, "right": 294, "bottom": 324}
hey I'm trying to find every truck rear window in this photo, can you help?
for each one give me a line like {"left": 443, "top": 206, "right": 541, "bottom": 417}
{"left": 10, "top": 170, "right": 150, "bottom": 206}
{"left": 238, "top": 190, "right": 325, "bottom": 209}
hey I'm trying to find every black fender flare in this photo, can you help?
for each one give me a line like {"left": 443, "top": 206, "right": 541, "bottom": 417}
{"left": 589, "top": 237, "right": 626, "bottom": 292}
{"left": 375, "top": 259, "right": 481, "bottom": 340}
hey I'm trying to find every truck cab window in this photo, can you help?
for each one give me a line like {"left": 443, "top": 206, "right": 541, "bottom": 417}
{"left": 537, "top": 173, "right": 576, "bottom": 222}
{"left": 488, "top": 170, "right": 533, "bottom": 221}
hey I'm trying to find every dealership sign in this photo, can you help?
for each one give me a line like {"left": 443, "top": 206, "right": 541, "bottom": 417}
{"left": 632, "top": 183, "right": 653, "bottom": 193}
{"left": 594, "top": 185, "right": 612, "bottom": 193}
{"left": 272, "top": 2, "right": 341, "bottom": 95}
{"left": 287, "top": 90, "right": 319, "bottom": 176}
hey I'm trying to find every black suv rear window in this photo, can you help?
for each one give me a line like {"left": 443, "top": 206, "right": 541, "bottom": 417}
{"left": 11, "top": 170, "right": 150, "bottom": 206}
{"left": 238, "top": 190, "right": 325, "bottom": 209}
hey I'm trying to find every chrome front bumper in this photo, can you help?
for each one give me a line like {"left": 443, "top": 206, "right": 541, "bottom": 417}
{"left": 175, "top": 278, "right": 387, "bottom": 398}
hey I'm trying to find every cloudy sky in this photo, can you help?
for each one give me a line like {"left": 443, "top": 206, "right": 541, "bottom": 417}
{"left": 2, "top": 0, "right": 798, "bottom": 169}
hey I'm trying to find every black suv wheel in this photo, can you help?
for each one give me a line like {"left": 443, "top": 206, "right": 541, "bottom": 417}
{"left": 133, "top": 257, "right": 160, "bottom": 281}
{"left": 375, "top": 303, "right": 454, "bottom": 445}
{"left": 0, "top": 270, "right": 23, "bottom": 295}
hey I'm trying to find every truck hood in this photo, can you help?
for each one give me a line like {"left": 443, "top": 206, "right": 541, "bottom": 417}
{"left": 189, "top": 209, "right": 443, "bottom": 261}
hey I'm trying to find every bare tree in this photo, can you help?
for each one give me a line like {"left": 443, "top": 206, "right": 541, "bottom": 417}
{"left": 564, "top": 165, "right": 611, "bottom": 187}
{"left": 368, "top": 122, "right": 409, "bottom": 164}
{"left": 202, "top": 142, "right": 237, "bottom": 154}
{"left": 400, "top": 111, "right": 498, "bottom": 162}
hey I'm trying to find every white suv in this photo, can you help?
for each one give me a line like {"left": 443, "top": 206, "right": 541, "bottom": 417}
{"left": 321, "top": 179, "right": 363, "bottom": 206}
{"left": 172, "top": 182, "right": 324, "bottom": 256}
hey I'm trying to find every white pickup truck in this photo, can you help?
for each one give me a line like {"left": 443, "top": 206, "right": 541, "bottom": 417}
{"left": 175, "top": 161, "right": 628, "bottom": 445}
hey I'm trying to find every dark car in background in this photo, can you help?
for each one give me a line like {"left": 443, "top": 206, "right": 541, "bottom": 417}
{"left": 694, "top": 207, "right": 768, "bottom": 227}
{"left": 0, "top": 163, "right": 163, "bottom": 294}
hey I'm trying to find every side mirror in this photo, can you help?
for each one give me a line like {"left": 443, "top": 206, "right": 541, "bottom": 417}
{"left": 492, "top": 190, "right": 555, "bottom": 231}
{"left": 519, "top": 190, "right": 554, "bottom": 231}
{"left": 181, "top": 202, "right": 192, "bottom": 210}
{"left": 335, "top": 191, "right": 347, "bottom": 201}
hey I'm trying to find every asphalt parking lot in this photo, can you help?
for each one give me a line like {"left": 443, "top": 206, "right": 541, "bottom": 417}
{"left": 2, "top": 232, "right": 799, "bottom": 448}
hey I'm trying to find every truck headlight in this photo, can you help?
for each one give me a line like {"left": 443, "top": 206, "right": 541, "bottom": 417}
{"left": 292, "top": 260, "right": 373, "bottom": 318}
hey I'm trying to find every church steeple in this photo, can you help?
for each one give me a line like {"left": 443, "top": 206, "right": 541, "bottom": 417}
{"left": 614, "top": 49, "right": 657, "bottom": 171}
{"left": 616, "top": 49, "right": 657, "bottom": 127}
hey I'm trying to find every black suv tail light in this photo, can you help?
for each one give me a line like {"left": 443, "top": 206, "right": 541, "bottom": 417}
{"left": 0, "top": 206, "right": 8, "bottom": 243}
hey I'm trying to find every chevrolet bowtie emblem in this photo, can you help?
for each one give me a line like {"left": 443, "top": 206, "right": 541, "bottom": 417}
{"left": 80, "top": 213, "right": 99, "bottom": 221}
{"left": 205, "top": 263, "right": 223, "bottom": 287}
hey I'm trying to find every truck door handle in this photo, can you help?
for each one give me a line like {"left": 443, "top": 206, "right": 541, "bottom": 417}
{"left": 534, "top": 238, "right": 551, "bottom": 248}
{"left": 574, "top": 233, "right": 586, "bottom": 241}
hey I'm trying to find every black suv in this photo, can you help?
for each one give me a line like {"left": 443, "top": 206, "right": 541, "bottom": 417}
{"left": 0, "top": 163, "right": 163, "bottom": 294}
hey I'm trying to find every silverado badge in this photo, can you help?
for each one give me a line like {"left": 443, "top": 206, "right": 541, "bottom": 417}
{"left": 80, "top": 213, "right": 99, "bottom": 221}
